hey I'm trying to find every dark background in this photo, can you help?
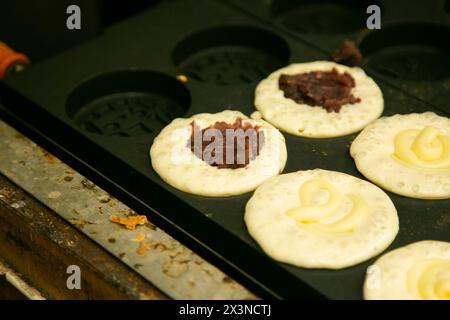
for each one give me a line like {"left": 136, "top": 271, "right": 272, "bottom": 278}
{"left": 0, "top": 1, "right": 159, "bottom": 298}
{"left": 0, "top": 0, "right": 160, "bottom": 63}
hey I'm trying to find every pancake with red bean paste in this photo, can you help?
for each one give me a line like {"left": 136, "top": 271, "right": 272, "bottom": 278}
{"left": 150, "top": 110, "right": 287, "bottom": 197}
{"left": 255, "top": 61, "right": 383, "bottom": 138}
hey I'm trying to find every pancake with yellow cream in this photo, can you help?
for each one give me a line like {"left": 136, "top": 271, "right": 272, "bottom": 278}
{"left": 364, "top": 240, "right": 450, "bottom": 300}
{"left": 244, "top": 169, "right": 399, "bottom": 269}
{"left": 350, "top": 112, "right": 450, "bottom": 199}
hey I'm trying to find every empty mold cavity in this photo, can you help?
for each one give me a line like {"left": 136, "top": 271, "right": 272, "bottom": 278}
{"left": 172, "top": 25, "right": 290, "bottom": 85}
{"left": 360, "top": 23, "right": 450, "bottom": 81}
{"left": 271, "top": 0, "right": 379, "bottom": 35}
{"left": 66, "top": 70, "right": 190, "bottom": 137}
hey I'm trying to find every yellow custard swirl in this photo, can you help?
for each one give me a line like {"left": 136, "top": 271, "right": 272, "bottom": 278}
{"left": 286, "top": 179, "right": 368, "bottom": 235}
{"left": 407, "top": 259, "right": 450, "bottom": 300}
{"left": 393, "top": 126, "right": 450, "bottom": 169}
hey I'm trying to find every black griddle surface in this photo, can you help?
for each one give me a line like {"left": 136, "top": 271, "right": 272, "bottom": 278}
{"left": 0, "top": 0, "right": 449, "bottom": 299}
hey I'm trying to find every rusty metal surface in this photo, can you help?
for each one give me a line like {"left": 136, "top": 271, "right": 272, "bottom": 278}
{"left": 0, "top": 259, "right": 45, "bottom": 300}
{"left": 0, "top": 119, "right": 256, "bottom": 299}
{"left": 0, "top": 172, "right": 168, "bottom": 300}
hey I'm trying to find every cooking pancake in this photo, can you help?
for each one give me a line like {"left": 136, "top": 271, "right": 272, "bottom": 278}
{"left": 364, "top": 240, "right": 450, "bottom": 300}
{"left": 350, "top": 112, "right": 450, "bottom": 199}
{"left": 150, "top": 110, "right": 287, "bottom": 197}
{"left": 254, "top": 61, "right": 384, "bottom": 138}
{"left": 244, "top": 169, "right": 399, "bottom": 269}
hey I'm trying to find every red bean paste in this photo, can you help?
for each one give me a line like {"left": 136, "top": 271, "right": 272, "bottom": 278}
{"left": 188, "top": 118, "right": 264, "bottom": 169}
{"left": 279, "top": 68, "right": 361, "bottom": 112}
{"left": 332, "top": 40, "right": 362, "bottom": 65}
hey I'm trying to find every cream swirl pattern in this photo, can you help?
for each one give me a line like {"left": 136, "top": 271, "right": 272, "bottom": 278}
{"left": 286, "top": 179, "right": 368, "bottom": 235}
{"left": 244, "top": 169, "right": 398, "bottom": 269}
{"left": 364, "top": 241, "right": 450, "bottom": 300}
{"left": 393, "top": 126, "right": 450, "bottom": 169}
{"left": 350, "top": 112, "right": 450, "bottom": 199}
{"left": 407, "top": 259, "right": 450, "bottom": 300}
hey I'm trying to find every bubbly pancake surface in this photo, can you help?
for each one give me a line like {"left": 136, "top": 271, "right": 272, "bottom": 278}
{"left": 150, "top": 110, "right": 287, "bottom": 197}
{"left": 364, "top": 240, "right": 450, "bottom": 300}
{"left": 244, "top": 169, "right": 399, "bottom": 269}
{"left": 350, "top": 112, "right": 450, "bottom": 199}
{"left": 254, "top": 61, "right": 384, "bottom": 138}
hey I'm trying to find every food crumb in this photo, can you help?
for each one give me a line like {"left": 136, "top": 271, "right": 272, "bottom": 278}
{"left": 10, "top": 201, "right": 26, "bottom": 209}
{"left": 132, "top": 233, "right": 146, "bottom": 242}
{"left": 331, "top": 39, "right": 362, "bottom": 65}
{"left": 63, "top": 176, "right": 74, "bottom": 182}
{"left": 110, "top": 215, "right": 148, "bottom": 230}
{"left": 81, "top": 178, "right": 95, "bottom": 189}
{"left": 108, "top": 238, "right": 116, "bottom": 243}
{"left": 98, "top": 195, "right": 111, "bottom": 203}
{"left": 137, "top": 242, "right": 152, "bottom": 255}
{"left": 48, "top": 191, "right": 61, "bottom": 199}
{"left": 69, "top": 219, "right": 94, "bottom": 229}
{"left": 176, "top": 74, "right": 188, "bottom": 83}
{"left": 42, "top": 151, "right": 57, "bottom": 164}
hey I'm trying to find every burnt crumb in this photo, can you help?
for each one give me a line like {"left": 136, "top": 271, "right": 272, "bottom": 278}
{"left": 98, "top": 195, "right": 111, "bottom": 203}
{"left": 42, "top": 150, "right": 57, "bottom": 164}
{"left": 134, "top": 264, "right": 143, "bottom": 269}
{"left": 136, "top": 240, "right": 173, "bottom": 256}
{"left": 202, "top": 268, "right": 213, "bottom": 276}
{"left": 69, "top": 219, "right": 95, "bottom": 229}
{"left": 331, "top": 40, "right": 362, "bottom": 65}
{"left": 153, "top": 242, "right": 171, "bottom": 252}
{"left": 222, "top": 276, "right": 233, "bottom": 283}
{"left": 81, "top": 178, "right": 95, "bottom": 189}
{"left": 279, "top": 68, "right": 361, "bottom": 112}
{"left": 137, "top": 242, "right": 151, "bottom": 255}
{"left": 108, "top": 238, "right": 116, "bottom": 243}
{"left": 146, "top": 222, "right": 157, "bottom": 231}
{"left": 125, "top": 209, "right": 137, "bottom": 217}
{"left": 434, "top": 215, "right": 450, "bottom": 230}
{"left": 63, "top": 176, "right": 74, "bottom": 182}
{"left": 0, "top": 188, "right": 15, "bottom": 199}
{"left": 10, "top": 201, "right": 26, "bottom": 209}
{"left": 118, "top": 252, "right": 126, "bottom": 259}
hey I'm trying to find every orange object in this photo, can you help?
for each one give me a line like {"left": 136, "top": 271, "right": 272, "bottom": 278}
{"left": 109, "top": 214, "right": 148, "bottom": 230}
{"left": 0, "top": 42, "right": 30, "bottom": 78}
